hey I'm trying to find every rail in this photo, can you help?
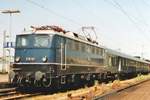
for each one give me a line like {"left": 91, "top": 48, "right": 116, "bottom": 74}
{"left": 93, "top": 78, "right": 150, "bottom": 100}
{"left": 0, "top": 87, "right": 42, "bottom": 100}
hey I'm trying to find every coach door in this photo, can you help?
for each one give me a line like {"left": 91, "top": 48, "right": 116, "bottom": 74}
{"left": 118, "top": 57, "right": 122, "bottom": 72}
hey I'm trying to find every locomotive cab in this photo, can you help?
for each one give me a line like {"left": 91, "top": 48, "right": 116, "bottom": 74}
{"left": 9, "top": 32, "right": 57, "bottom": 87}
{"left": 15, "top": 34, "right": 54, "bottom": 63}
{"left": 9, "top": 26, "right": 107, "bottom": 87}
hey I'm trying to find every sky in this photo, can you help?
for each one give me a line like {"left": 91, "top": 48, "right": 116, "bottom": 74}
{"left": 1, "top": 0, "right": 150, "bottom": 59}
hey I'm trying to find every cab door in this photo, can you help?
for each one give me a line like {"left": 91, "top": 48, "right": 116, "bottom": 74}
{"left": 55, "top": 36, "right": 66, "bottom": 70}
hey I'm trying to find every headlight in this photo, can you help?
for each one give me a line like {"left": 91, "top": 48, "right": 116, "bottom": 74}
{"left": 42, "top": 56, "right": 48, "bottom": 62}
{"left": 15, "top": 57, "right": 21, "bottom": 62}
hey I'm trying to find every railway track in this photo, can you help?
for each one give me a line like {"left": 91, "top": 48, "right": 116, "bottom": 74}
{"left": 93, "top": 78, "right": 150, "bottom": 100}
{"left": 0, "top": 82, "right": 11, "bottom": 89}
{"left": 0, "top": 76, "right": 149, "bottom": 100}
{"left": 0, "top": 87, "right": 42, "bottom": 100}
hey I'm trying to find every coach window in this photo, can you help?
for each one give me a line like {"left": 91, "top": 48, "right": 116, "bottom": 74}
{"left": 124, "top": 59, "right": 126, "bottom": 66}
{"left": 121, "top": 59, "right": 124, "bottom": 66}
{"left": 130, "top": 60, "right": 133, "bottom": 66}
{"left": 108, "top": 57, "right": 112, "bottom": 66}
{"left": 126, "top": 59, "right": 128, "bottom": 66}
{"left": 114, "top": 57, "right": 117, "bottom": 66}
{"left": 112, "top": 57, "right": 117, "bottom": 66}
{"left": 128, "top": 60, "right": 131, "bottom": 66}
{"left": 111, "top": 57, "right": 114, "bottom": 66}
{"left": 135, "top": 62, "right": 137, "bottom": 67}
{"left": 132, "top": 61, "right": 135, "bottom": 66}
{"left": 138, "top": 62, "right": 140, "bottom": 67}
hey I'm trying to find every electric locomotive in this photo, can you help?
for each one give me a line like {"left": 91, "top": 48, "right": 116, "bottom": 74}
{"left": 9, "top": 26, "right": 108, "bottom": 87}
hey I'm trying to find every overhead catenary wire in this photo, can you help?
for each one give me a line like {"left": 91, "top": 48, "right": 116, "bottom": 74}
{"left": 103, "top": 0, "right": 150, "bottom": 57}
{"left": 72, "top": 0, "right": 131, "bottom": 50}
{"left": 140, "top": 0, "right": 150, "bottom": 32}
{"left": 142, "top": 0, "right": 150, "bottom": 8}
{"left": 74, "top": 0, "right": 149, "bottom": 49}
{"left": 73, "top": 0, "right": 150, "bottom": 48}
{"left": 26, "top": 0, "right": 81, "bottom": 26}
{"left": 104, "top": 0, "right": 150, "bottom": 41}
{"left": 132, "top": 0, "right": 150, "bottom": 32}
{"left": 109, "top": 0, "right": 144, "bottom": 33}
{"left": 72, "top": 0, "right": 109, "bottom": 43}
{"left": 72, "top": 0, "right": 130, "bottom": 48}
{"left": 72, "top": 0, "right": 99, "bottom": 19}
{"left": 111, "top": 0, "right": 150, "bottom": 41}
{"left": 141, "top": 0, "right": 150, "bottom": 26}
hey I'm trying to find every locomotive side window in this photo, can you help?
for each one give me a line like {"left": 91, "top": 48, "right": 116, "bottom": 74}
{"left": 56, "top": 36, "right": 66, "bottom": 49}
{"left": 67, "top": 39, "right": 71, "bottom": 49}
{"left": 67, "top": 39, "right": 75, "bottom": 50}
{"left": 81, "top": 44, "right": 86, "bottom": 52}
{"left": 75, "top": 41, "right": 79, "bottom": 51}
{"left": 99, "top": 48, "right": 103, "bottom": 55}
{"left": 91, "top": 46, "right": 95, "bottom": 54}
{"left": 77, "top": 41, "right": 81, "bottom": 51}
{"left": 96, "top": 48, "right": 99, "bottom": 54}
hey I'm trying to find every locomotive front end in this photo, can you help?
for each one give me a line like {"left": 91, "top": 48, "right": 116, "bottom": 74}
{"left": 9, "top": 33, "right": 56, "bottom": 87}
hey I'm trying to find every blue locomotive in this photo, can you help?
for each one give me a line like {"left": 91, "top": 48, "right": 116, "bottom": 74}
{"left": 9, "top": 25, "right": 150, "bottom": 87}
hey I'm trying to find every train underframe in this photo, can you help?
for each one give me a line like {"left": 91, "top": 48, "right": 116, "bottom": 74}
{"left": 9, "top": 64, "right": 149, "bottom": 88}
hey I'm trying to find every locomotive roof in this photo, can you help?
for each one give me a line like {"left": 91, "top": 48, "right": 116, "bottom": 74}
{"left": 18, "top": 28, "right": 106, "bottom": 49}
